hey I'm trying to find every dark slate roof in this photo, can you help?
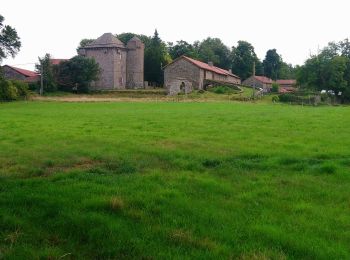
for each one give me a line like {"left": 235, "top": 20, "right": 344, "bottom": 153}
{"left": 85, "top": 33, "right": 125, "bottom": 48}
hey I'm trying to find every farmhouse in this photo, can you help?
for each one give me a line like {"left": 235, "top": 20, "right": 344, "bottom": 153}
{"left": 2, "top": 65, "right": 39, "bottom": 83}
{"left": 276, "top": 79, "right": 297, "bottom": 93}
{"left": 164, "top": 56, "right": 241, "bottom": 95}
{"left": 78, "top": 33, "right": 144, "bottom": 90}
{"left": 242, "top": 76, "right": 274, "bottom": 92}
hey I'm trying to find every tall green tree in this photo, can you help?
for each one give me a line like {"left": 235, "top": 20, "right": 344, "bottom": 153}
{"left": 196, "top": 37, "right": 231, "bottom": 69}
{"left": 263, "top": 49, "right": 282, "bottom": 80}
{"left": 168, "top": 40, "right": 197, "bottom": 60}
{"left": 36, "top": 54, "right": 57, "bottom": 92}
{"left": 231, "top": 41, "right": 261, "bottom": 80}
{"left": 116, "top": 33, "right": 150, "bottom": 46}
{"left": 297, "top": 39, "right": 350, "bottom": 101}
{"left": 0, "top": 14, "right": 21, "bottom": 63}
{"left": 76, "top": 39, "right": 95, "bottom": 53}
{"left": 57, "top": 56, "right": 100, "bottom": 93}
{"left": 144, "top": 29, "right": 171, "bottom": 85}
{"left": 279, "top": 62, "right": 296, "bottom": 79}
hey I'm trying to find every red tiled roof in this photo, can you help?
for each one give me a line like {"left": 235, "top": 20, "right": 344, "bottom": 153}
{"left": 25, "top": 75, "right": 40, "bottom": 83}
{"left": 279, "top": 86, "right": 297, "bottom": 93}
{"left": 5, "top": 65, "right": 39, "bottom": 78}
{"left": 254, "top": 76, "right": 273, "bottom": 84}
{"left": 183, "top": 56, "right": 240, "bottom": 79}
{"left": 50, "top": 59, "right": 68, "bottom": 65}
{"left": 165, "top": 56, "right": 240, "bottom": 79}
{"left": 276, "top": 79, "right": 296, "bottom": 85}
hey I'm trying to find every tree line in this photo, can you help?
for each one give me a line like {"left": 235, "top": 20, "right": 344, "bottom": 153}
{"left": 78, "top": 30, "right": 296, "bottom": 85}
{"left": 1, "top": 13, "right": 350, "bottom": 102}
{"left": 296, "top": 39, "right": 350, "bottom": 102}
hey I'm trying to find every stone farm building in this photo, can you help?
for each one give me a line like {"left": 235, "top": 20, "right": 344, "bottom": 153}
{"left": 276, "top": 79, "right": 297, "bottom": 93}
{"left": 2, "top": 65, "right": 39, "bottom": 83}
{"left": 164, "top": 56, "right": 241, "bottom": 95}
{"left": 78, "top": 33, "right": 144, "bottom": 90}
{"left": 242, "top": 76, "right": 274, "bottom": 92}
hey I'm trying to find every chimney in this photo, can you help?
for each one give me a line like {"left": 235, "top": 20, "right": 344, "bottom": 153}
{"left": 228, "top": 69, "right": 232, "bottom": 74}
{"left": 253, "top": 61, "right": 256, "bottom": 76}
{"left": 208, "top": 61, "right": 213, "bottom": 67}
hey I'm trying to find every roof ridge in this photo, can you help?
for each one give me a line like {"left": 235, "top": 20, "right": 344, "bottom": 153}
{"left": 182, "top": 56, "right": 240, "bottom": 78}
{"left": 85, "top": 33, "right": 125, "bottom": 48}
{"left": 5, "top": 65, "right": 38, "bottom": 77}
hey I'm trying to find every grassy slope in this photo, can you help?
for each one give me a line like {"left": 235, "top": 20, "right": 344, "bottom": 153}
{"left": 0, "top": 101, "right": 350, "bottom": 259}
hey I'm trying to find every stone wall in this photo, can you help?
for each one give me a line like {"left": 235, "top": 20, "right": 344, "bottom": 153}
{"left": 164, "top": 59, "right": 201, "bottom": 95}
{"left": 86, "top": 48, "right": 127, "bottom": 90}
{"left": 126, "top": 38, "right": 144, "bottom": 88}
{"left": 165, "top": 78, "right": 193, "bottom": 95}
{"left": 242, "top": 76, "right": 264, "bottom": 89}
{"left": 226, "top": 75, "right": 241, "bottom": 84}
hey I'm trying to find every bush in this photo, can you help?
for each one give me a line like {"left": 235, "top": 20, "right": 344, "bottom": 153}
{"left": 279, "top": 93, "right": 295, "bottom": 102}
{"left": 0, "top": 80, "right": 18, "bottom": 101}
{"left": 11, "top": 80, "right": 29, "bottom": 98}
{"left": 271, "top": 83, "right": 279, "bottom": 93}
{"left": 0, "top": 80, "right": 30, "bottom": 101}
{"left": 28, "top": 82, "right": 40, "bottom": 91}
{"left": 208, "top": 86, "right": 235, "bottom": 94}
{"left": 272, "top": 95, "right": 279, "bottom": 102}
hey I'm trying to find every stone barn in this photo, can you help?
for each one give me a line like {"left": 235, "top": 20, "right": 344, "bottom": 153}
{"left": 2, "top": 65, "right": 39, "bottom": 83}
{"left": 242, "top": 76, "right": 274, "bottom": 92}
{"left": 164, "top": 56, "right": 241, "bottom": 95}
{"left": 78, "top": 33, "right": 144, "bottom": 90}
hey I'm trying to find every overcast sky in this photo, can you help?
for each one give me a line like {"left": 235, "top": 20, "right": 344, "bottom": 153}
{"left": 2, "top": 0, "right": 349, "bottom": 70}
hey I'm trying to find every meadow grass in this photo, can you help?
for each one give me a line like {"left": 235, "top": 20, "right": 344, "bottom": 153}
{"left": 0, "top": 101, "right": 350, "bottom": 259}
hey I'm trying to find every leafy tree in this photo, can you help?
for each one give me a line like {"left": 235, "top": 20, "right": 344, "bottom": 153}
{"left": 168, "top": 40, "right": 197, "bottom": 60}
{"left": 116, "top": 33, "right": 151, "bottom": 46}
{"left": 196, "top": 37, "right": 231, "bottom": 69}
{"left": 263, "top": 49, "right": 282, "bottom": 80}
{"left": 279, "top": 62, "right": 296, "bottom": 79}
{"left": 297, "top": 39, "right": 350, "bottom": 102}
{"left": 0, "top": 14, "right": 21, "bottom": 63}
{"left": 76, "top": 39, "right": 95, "bottom": 53}
{"left": 57, "top": 56, "right": 100, "bottom": 93}
{"left": 231, "top": 41, "right": 261, "bottom": 80}
{"left": 36, "top": 54, "right": 57, "bottom": 92}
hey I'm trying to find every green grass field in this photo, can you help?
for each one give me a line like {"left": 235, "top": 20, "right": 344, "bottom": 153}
{"left": 1, "top": 101, "right": 350, "bottom": 259}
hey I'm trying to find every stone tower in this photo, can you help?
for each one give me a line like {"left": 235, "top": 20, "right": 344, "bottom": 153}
{"left": 79, "top": 33, "right": 144, "bottom": 90}
{"left": 126, "top": 36, "right": 144, "bottom": 88}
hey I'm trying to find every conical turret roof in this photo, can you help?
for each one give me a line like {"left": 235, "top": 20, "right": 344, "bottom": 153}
{"left": 128, "top": 36, "right": 142, "bottom": 42}
{"left": 85, "top": 33, "right": 125, "bottom": 48}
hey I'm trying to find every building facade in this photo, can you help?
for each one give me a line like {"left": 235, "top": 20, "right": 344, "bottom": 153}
{"left": 164, "top": 56, "right": 241, "bottom": 95}
{"left": 242, "top": 76, "right": 274, "bottom": 91}
{"left": 78, "top": 33, "right": 144, "bottom": 90}
{"left": 276, "top": 80, "right": 297, "bottom": 93}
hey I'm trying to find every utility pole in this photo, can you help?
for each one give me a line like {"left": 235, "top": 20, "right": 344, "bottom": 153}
{"left": 40, "top": 60, "right": 43, "bottom": 96}
{"left": 252, "top": 62, "right": 256, "bottom": 99}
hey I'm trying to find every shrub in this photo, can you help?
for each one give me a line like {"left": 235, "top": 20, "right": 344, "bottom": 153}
{"left": 28, "top": 82, "right": 40, "bottom": 91}
{"left": 208, "top": 86, "right": 235, "bottom": 94}
{"left": 11, "top": 80, "right": 29, "bottom": 98}
{"left": 271, "top": 83, "right": 279, "bottom": 93}
{"left": 279, "top": 93, "right": 296, "bottom": 103}
{"left": 0, "top": 80, "right": 18, "bottom": 101}
{"left": 272, "top": 95, "right": 279, "bottom": 102}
